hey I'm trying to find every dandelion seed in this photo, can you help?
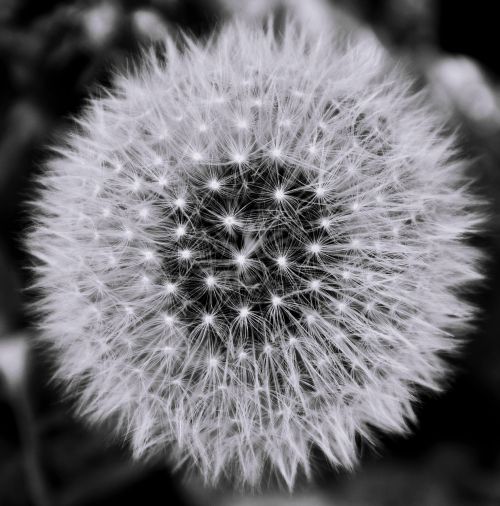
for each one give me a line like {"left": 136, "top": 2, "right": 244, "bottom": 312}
{"left": 131, "top": 178, "right": 142, "bottom": 192}
{"left": 276, "top": 255, "right": 288, "bottom": 268}
{"left": 175, "top": 224, "right": 187, "bottom": 239}
{"left": 314, "top": 186, "right": 326, "bottom": 198}
{"left": 179, "top": 248, "right": 192, "bottom": 261}
{"left": 307, "top": 242, "right": 322, "bottom": 255}
{"left": 163, "top": 313, "right": 176, "bottom": 326}
{"left": 350, "top": 238, "right": 361, "bottom": 249}
{"left": 309, "top": 279, "right": 321, "bottom": 291}
{"left": 342, "top": 270, "right": 351, "bottom": 280}
{"left": 320, "top": 217, "right": 331, "bottom": 229}
{"left": 231, "top": 153, "right": 246, "bottom": 164}
{"left": 123, "top": 227, "right": 134, "bottom": 240}
{"left": 205, "top": 275, "right": 217, "bottom": 288}
{"left": 236, "top": 118, "right": 249, "bottom": 130}
{"left": 164, "top": 282, "right": 177, "bottom": 295}
{"left": 234, "top": 252, "right": 248, "bottom": 268}
{"left": 270, "top": 147, "right": 282, "bottom": 160}
{"left": 207, "top": 178, "right": 221, "bottom": 191}
{"left": 274, "top": 187, "right": 286, "bottom": 202}
{"left": 203, "top": 313, "right": 215, "bottom": 326}
{"left": 142, "top": 249, "right": 155, "bottom": 262}
{"left": 239, "top": 306, "right": 250, "bottom": 319}
{"left": 222, "top": 214, "right": 239, "bottom": 230}
{"left": 174, "top": 197, "right": 186, "bottom": 209}
{"left": 305, "top": 312, "right": 317, "bottom": 325}
{"left": 271, "top": 295, "right": 283, "bottom": 307}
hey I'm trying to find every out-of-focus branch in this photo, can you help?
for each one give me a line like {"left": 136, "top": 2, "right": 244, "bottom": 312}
{"left": 0, "top": 335, "right": 52, "bottom": 506}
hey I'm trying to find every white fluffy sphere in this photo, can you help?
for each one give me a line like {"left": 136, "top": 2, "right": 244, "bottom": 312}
{"left": 28, "top": 18, "right": 482, "bottom": 488}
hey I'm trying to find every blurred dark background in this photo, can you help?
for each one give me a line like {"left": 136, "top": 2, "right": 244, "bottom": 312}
{"left": 1, "top": 1, "right": 500, "bottom": 505}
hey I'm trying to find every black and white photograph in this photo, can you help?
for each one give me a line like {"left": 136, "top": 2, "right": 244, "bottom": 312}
{"left": 1, "top": 1, "right": 499, "bottom": 505}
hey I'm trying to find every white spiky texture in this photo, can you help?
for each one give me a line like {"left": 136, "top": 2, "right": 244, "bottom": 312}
{"left": 28, "top": 18, "right": 482, "bottom": 489}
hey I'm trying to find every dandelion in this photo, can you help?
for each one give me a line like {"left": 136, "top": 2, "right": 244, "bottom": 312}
{"left": 27, "top": 17, "right": 483, "bottom": 489}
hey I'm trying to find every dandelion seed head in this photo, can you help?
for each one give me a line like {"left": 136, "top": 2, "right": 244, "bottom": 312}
{"left": 28, "top": 16, "right": 483, "bottom": 490}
